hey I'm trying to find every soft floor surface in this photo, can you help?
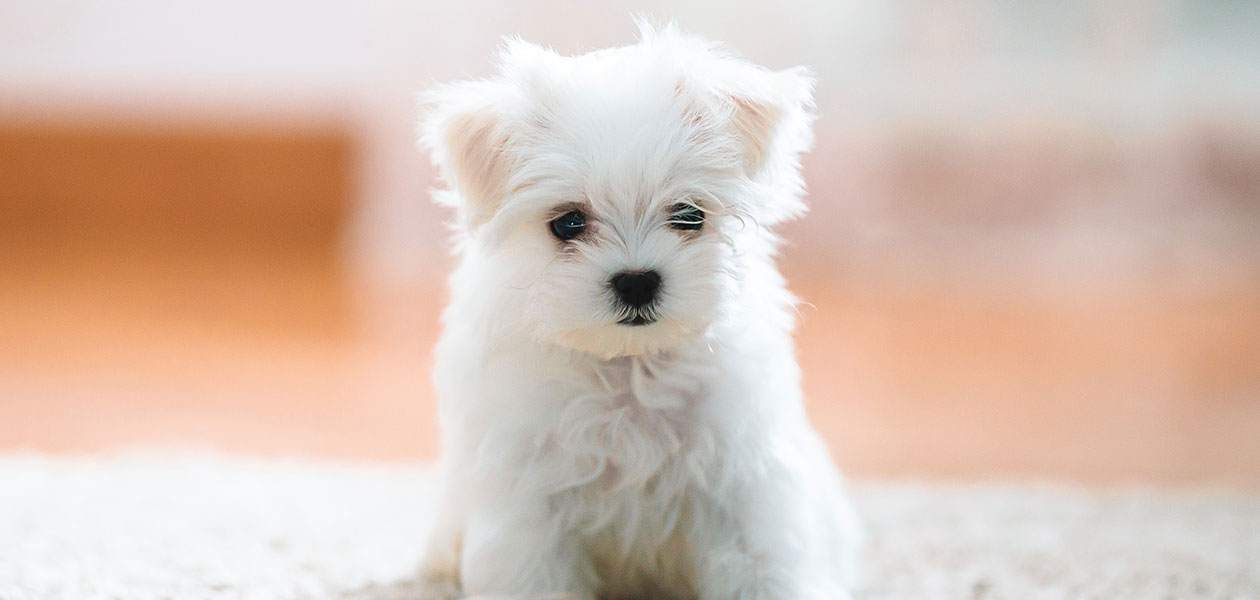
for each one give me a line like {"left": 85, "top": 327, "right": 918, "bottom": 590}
{"left": 1, "top": 453, "right": 1257, "bottom": 599}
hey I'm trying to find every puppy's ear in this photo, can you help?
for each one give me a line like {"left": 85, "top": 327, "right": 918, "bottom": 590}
{"left": 725, "top": 66, "right": 814, "bottom": 178}
{"left": 419, "top": 79, "right": 517, "bottom": 231}
{"left": 709, "top": 65, "right": 816, "bottom": 223}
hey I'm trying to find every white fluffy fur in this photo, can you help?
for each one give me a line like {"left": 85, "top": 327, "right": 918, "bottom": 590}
{"left": 416, "top": 22, "right": 862, "bottom": 600}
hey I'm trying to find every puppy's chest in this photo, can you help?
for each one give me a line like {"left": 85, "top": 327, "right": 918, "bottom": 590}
{"left": 546, "top": 359, "right": 708, "bottom": 489}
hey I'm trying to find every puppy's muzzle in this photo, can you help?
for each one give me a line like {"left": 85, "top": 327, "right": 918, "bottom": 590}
{"left": 611, "top": 270, "right": 660, "bottom": 307}
{"left": 610, "top": 270, "right": 661, "bottom": 325}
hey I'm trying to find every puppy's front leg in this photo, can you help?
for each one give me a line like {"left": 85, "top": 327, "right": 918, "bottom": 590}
{"left": 690, "top": 488, "right": 852, "bottom": 600}
{"left": 459, "top": 500, "right": 596, "bottom": 600}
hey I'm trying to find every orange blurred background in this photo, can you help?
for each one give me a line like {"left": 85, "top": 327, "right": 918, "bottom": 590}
{"left": 1, "top": 1, "right": 1257, "bottom": 488}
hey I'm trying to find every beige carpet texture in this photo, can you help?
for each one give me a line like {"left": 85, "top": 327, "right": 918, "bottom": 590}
{"left": 1, "top": 453, "right": 1257, "bottom": 600}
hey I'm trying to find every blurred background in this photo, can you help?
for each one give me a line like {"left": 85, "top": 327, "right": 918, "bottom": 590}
{"left": 1, "top": 0, "right": 1257, "bottom": 489}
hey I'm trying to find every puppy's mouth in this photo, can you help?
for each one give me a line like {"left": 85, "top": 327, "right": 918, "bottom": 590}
{"left": 618, "top": 314, "right": 657, "bottom": 327}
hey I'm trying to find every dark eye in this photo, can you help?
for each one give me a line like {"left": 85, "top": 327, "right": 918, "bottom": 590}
{"left": 549, "top": 210, "right": 586, "bottom": 241}
{"left": 670, "top": 203, "right": 705, "bottom": 231}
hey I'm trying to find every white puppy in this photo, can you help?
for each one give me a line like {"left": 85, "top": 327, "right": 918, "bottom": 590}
{"left": 416, "top": 22, "right": 862, "bottom": 600}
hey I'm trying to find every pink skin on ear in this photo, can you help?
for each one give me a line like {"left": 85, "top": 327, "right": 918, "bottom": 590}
{"left": 728, "top": 94, "right": 782, "bottom": 177}
{"left": 440, "top": 110, "right": 513, "bottom": 230}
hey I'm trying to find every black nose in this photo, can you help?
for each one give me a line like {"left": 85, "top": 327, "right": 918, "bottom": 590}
{"left": 611, "top": 270, "right": 661, "bottom": 308}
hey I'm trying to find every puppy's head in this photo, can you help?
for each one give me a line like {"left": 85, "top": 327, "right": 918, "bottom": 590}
{"left": 421, "top": 23, "right": 814, "bottom": 358}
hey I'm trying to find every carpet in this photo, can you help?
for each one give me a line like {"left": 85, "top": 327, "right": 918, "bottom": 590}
{"left": 1, "top": 453, "right": 1256, "bottom": 599}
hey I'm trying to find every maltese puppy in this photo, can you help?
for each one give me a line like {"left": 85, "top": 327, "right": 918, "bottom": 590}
{"left": 416, "top": 22, "right": 862, "bottom": 600}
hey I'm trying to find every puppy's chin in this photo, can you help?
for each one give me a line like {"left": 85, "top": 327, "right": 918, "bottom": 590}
{"left": 548, "top": 317, "right": 705, "bottom": 359}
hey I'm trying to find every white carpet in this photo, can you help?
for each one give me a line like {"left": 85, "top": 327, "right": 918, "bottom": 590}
{"left": 1, "top": 452, "right": 1257, "bottom": 599}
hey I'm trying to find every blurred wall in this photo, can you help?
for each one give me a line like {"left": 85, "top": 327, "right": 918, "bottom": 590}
{"left": 4, "top": 0, "right": 1257, "bottom": 285}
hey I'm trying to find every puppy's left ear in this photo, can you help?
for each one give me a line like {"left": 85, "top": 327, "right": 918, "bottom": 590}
{"left": 419, "top": 79, "right": 518, "bottom": 232}
{"left": 713, "top": 66, "right": 816, "bottom": 224}
{"left": 726, "top": 66, "right": 814, "bottom": 177}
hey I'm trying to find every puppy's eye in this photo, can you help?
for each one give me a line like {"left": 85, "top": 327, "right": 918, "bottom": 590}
{"left": 549, "top": 210, "right": 586, "bottom": 241}
{"left": 670, "top": 203, "right": 705, "bottom": 231}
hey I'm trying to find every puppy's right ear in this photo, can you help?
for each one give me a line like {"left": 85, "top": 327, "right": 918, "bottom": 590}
{"left": 419, "top": 80, "right": 517, "bottom": 231}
